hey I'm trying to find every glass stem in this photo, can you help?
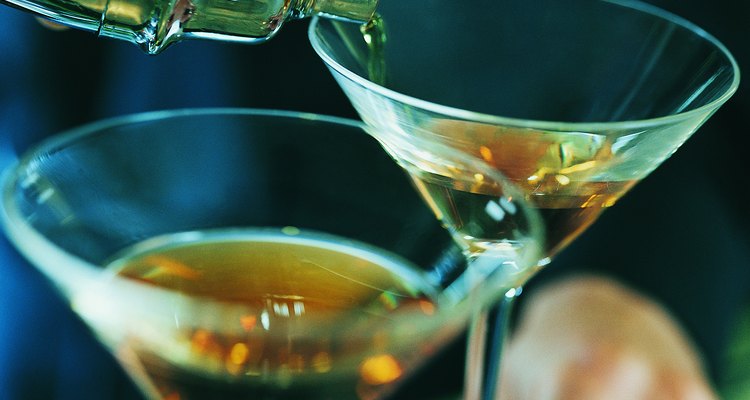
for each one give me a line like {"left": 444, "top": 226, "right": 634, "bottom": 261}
{"left": 464, "top": 287, "right": 520, "bottom": 400}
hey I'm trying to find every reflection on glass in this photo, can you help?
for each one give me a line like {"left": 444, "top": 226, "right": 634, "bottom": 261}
{"left": 0, "top": 109, "right": 542, "bottom": 399}
{"left": 309, "top": 0, "right": 739, "bottom": 397}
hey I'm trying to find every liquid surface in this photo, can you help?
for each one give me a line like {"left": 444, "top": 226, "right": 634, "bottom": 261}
{"left": 75, "top": 229, "right": 461, "bottom": 400}
{"left": 418, "top": 121, "right": 638, "bottom": 259}
{"left": 410, "top": 168, "right": 635, "bottom": 261}
{"left": 358, "top": 19, "right": 638, "bottom": 259}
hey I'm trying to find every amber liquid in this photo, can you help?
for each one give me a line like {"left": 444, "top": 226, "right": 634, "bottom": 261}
{"left": 410, "top": 170, "right": 635, "bottom": 262}
{"left": 75, "top": 229, "right": 461, "bottom": 400}
{"left": 421, "top": 123, "right": 639, "bottom": 260}
{"left": 359, "top": 20, "right": 640, "bottom": 261}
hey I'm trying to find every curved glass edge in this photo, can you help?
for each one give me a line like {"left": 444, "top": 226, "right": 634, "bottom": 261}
{"left": 0, "top": 107, "right": 544, "bottom": 307}
{"left": 364, "top": 125, "right": 546, "bottom": 287}
{"left": 12, "top": 108, "right": 368, "bottom": 165}
{"left": 0, "top": 109, "right": 368, "bottom": 295}
{"left": 1, "top": 166, "right": 100, "bottom": 296}
{"left": 308, "top": 0, "right": 741, "bottom": 131}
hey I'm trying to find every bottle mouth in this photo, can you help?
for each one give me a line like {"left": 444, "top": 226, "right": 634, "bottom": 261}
{"left": 312, "top": 0, "right": 379, "bottom": 22}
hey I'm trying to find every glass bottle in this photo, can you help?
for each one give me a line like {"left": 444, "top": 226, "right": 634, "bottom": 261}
{"left": 0, "top": 0, "right": 378, "bottom": 54}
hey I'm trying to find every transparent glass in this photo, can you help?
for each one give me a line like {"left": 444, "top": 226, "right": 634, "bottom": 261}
{"left": 0, "top": 109, "right": 542, "bottom": 400}
{"left": 309, "top": 0, "right": 740, "bottom": 398}
{"left": 0, "top": 0, "right": 377, "bottom": 53}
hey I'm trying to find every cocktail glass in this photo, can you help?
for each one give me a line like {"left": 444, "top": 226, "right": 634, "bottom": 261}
{"left": 309, "top": 0, "right": 740, "bottom": 398}
{"left": 0, "top": 109, "right": 542, "bottom": 399}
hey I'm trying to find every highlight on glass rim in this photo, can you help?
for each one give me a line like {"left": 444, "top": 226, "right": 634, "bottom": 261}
{"left": 0, "top": 0, "right": 744, "bottom": 400}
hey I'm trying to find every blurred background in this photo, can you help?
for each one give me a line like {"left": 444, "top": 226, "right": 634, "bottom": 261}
{"left": 0, "top": 0, "right": 747, "bottom": 399}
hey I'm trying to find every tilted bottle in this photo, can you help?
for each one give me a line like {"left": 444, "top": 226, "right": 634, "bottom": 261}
{"left": 0, "top": 0, "right": 377, "bottom": 54}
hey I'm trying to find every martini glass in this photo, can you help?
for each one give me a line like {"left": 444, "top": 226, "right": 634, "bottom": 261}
{"left": 0, "top": 109, "right": 542, "bottom": 400}
{"left": 309, "top": 0, "right": 740, "bottom": 398}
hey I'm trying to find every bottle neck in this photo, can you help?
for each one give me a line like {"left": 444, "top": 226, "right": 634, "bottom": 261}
{"left": 291, "top": 0, "right": 378, "bottom": 22}
{"left": 0, "top": 0, "right": 106, "bottom": 32}
{"left": 1, "top": 0, "right": 377, "bottom": 54}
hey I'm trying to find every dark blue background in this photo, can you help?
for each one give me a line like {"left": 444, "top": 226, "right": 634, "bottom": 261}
{"left": 1, "top": 1, "right": 748, "bottom": 398}
{"left": 0, "top": 13, "right": 360, "bottom": 399}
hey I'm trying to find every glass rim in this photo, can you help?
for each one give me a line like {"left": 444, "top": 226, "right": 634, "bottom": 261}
{"left": 308, "top": 0, "right": 741, "bottom": 131}
{"left": 1, "top": 107, "right": 544, "bottom": 289}
{"left": 0, "top": 109, "right": 366, "bottom": 278}
{"left": 11, "top": 108, "right": 369, "bottom": 163}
